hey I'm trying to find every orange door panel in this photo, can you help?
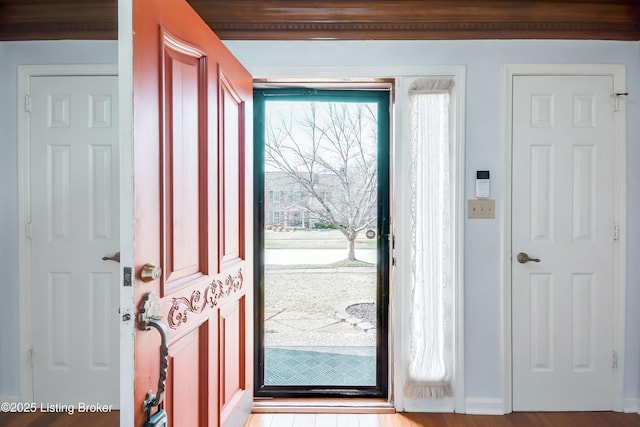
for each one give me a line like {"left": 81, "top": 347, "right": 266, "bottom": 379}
{"left": 132, "top": 1, "right": 253, "bottom": 426}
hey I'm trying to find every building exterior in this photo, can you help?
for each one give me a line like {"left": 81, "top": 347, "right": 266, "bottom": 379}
{"left": 264, "top": 171, "right": 339, "bottom": 229}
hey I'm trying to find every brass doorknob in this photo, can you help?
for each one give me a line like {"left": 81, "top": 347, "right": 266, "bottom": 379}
{"left": 517, "top": 252, "right": 540, "bottom": 264}
{"left": 141, "top": 264, "right": 163, "bottom": 282}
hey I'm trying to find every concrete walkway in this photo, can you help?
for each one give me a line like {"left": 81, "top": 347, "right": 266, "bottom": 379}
{"left": 265, "top": 248, "right": 377, "bottom": 265}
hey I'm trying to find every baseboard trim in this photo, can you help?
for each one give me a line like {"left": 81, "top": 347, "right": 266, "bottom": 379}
{"left": 623, "top": 397, "right": 639, "bottom": 413}
{"left": 464, "top": 397, "right": 505, "bottom": 415}
{"left": 401, "top": 396, "right": 454, "bottom": 413}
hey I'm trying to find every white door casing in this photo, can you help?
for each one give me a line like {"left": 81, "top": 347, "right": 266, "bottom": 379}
{"left": 511, "top": 74, "right": 621, "bottom": 411}
{"left": 250, "top": 66, "right": 467, "bottom": 413}
{"left": 23, "top": 72, "right": 119, "bottom": 406}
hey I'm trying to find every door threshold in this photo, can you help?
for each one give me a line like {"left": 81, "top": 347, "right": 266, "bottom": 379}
{"left": 252, "top": 398, "right": 395, "bottom": 414}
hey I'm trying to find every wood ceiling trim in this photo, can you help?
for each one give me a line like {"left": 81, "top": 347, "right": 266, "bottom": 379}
{"left": 0, "top": 22, "right": 117, "bottom": 41}
{"left": 0, "top": 0, "right": 639, "bottom": 41}
{"left": 208, "top": 21, "right": 640, "bottom": 41}
{"left": 193, "top": 0, "right": 640, "bottom": 41}
{"left": 0, "top": 0, "right": 117, "bottom": 41}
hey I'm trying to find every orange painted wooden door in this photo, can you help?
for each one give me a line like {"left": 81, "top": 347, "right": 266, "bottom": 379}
{"left": 132, "top": 0, "right": 253, "bottom": 426}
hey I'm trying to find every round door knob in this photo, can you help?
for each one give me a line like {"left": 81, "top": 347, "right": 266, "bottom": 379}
{"left": 141, "top": 264, "right": 162, "bottom": 282}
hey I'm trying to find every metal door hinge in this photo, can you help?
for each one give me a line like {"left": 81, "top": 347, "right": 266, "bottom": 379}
{"left": 612, "top": 350, "right": 618, "bottom": 369}
{"left": 613, "top": 223, "right": 620, "bottom": 241}
{"left": 25, "top": 95, "right": 31, "bottom": 112}
{"left": 28, "top": 349, "right": 34, "bottom": 367}
{"left": 613, "top": 92, "right": 628, "bottom": 112}
{"left": 26, "top": 223, "right": 32, "bottom": 239}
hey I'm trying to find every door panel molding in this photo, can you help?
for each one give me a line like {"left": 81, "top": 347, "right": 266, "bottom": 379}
{"left": 502, "top": 64, "right": 627, "bottom": 413}
{"left": 219, "top": 296, "right": 247, "bottom": 425}
{"left": 160, "top": 35, "right": 208, "bottom": 293}
{"left": 218, "top": 68, "right": 246, "bottom": 270}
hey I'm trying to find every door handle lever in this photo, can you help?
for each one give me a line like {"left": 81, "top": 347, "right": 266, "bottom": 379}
{"left": 517, "top": 252, "right": 540, "bottom": 264}
{"left": 102, "top": 252, "right": 121, "bottom": 263}
{"left": 138, "top": 292, "right": 169, "bottom": 412}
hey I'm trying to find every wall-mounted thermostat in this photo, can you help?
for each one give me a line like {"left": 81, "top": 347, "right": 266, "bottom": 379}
{"left": 476, "top": 170, "right": 490, "bottom": 198}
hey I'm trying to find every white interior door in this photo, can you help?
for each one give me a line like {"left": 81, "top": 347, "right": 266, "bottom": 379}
{"left": 512, "top": 75, "right": 616, "bottom": 411}
{"left": 29, "top": 75, "right": 119, "bottom": 407}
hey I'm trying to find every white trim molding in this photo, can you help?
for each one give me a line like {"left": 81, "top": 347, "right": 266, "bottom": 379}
{"left": 501, "top": 64, "right": 627, "bottom": 413}
{"left": 16, "top": 63, "right": 118, "bottom": 406}
{"left": 118, "top": 2, "right": 135, "bottom": 425}
{"left": 622, "top": 397, "right": 639, "bottom": 413}
{"left": 465, "top": 397, "right": 505, "bottom": 415}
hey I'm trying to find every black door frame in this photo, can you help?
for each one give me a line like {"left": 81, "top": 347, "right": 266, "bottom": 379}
{"left": 253, "top": 88, "right": 391, "bottom": 398}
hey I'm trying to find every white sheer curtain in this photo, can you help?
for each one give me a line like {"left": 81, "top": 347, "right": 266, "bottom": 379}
{"left": 404, "top": 78, "right": 454, "bottom": 399}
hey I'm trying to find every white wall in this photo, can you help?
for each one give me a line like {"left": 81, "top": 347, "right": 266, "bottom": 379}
{"left": 1, "top": 38, "right": 638, "bottom": 410}
{"left": 0, "top": 40, "right": 118, "bottom": 398}
{"left": 223, "top": 39, "right": 640, "bottom": 409}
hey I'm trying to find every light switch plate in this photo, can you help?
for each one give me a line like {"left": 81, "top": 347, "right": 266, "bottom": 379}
{"left": 468, "top": 199, "right": 495, "bottom": 218}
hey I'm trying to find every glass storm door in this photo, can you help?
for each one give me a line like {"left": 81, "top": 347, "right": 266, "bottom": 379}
{"left": 254, "top": 88, "right": 390, "bottom": 397}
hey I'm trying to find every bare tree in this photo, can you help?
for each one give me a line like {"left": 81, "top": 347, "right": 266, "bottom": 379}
{"left": 265, "top": 101, "right": 378, "bottom": 261}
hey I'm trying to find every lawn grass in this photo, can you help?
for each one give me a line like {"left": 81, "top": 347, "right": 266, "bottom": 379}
{"left": 264, "top": 269, "right": 376, "bottom": 317}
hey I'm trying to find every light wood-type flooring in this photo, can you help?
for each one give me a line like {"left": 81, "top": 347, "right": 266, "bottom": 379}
{"left": 1, "top": 410, "right": 639, "bottom": 426}
{"left": 0, "top": 410, "right": 119, "bottom": 427}
{"left": 244, "top": 411, "right": 640, "bottom": 427}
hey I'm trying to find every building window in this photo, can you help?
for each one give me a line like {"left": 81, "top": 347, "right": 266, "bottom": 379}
{"left": 269, "top": 190, "right": 283, "bottom": 203}
{"left": 289, "top": 211, "right": 302, "bottom": 227}
{"left": 269, "top": 211, "right": 284, "bottom": 225}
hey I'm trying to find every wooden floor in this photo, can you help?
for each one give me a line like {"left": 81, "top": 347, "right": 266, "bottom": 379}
{"left": 244, "top": 411, "right": 640, "bottom": 427}
{"left": 0, "top": 410, "right": 119, "bottom": 427}
{"left": 1, "top": 410, "right": 638, "bottom": 426}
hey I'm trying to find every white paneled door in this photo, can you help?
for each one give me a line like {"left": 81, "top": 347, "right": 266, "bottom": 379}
{"left": 29, "top": 75, "right": 119, "bottom": 406}
{"left": 512, "top": 75, "right": 616, "bottom": 410}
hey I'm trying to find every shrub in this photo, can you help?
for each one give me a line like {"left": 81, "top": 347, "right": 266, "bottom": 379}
{"left": 313, "top": 221, "right": 334, "bottom": 229}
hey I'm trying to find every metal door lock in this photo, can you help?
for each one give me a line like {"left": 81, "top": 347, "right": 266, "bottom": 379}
{"left": 141, "top": 264, "right": 162, "bottom": 282}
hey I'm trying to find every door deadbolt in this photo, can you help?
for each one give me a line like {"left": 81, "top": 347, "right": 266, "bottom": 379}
{"left": 141, "top": 264, "right": 162, "bottom": 282}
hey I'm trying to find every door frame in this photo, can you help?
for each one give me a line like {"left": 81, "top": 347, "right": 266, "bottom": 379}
{"left": 118, "top": 3, "right": 135, "bottom": 424}
{"left": 16, "top": 63, "right": 119, "bottom": 403}
{"left": 252, "top": 87, "right": 391, "bottom": 398}
{"left": 248, "top": 65, "right": 466, "bottom": 413}
{"left": 502, "top": 64, "right": 627, "bottom": 413}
